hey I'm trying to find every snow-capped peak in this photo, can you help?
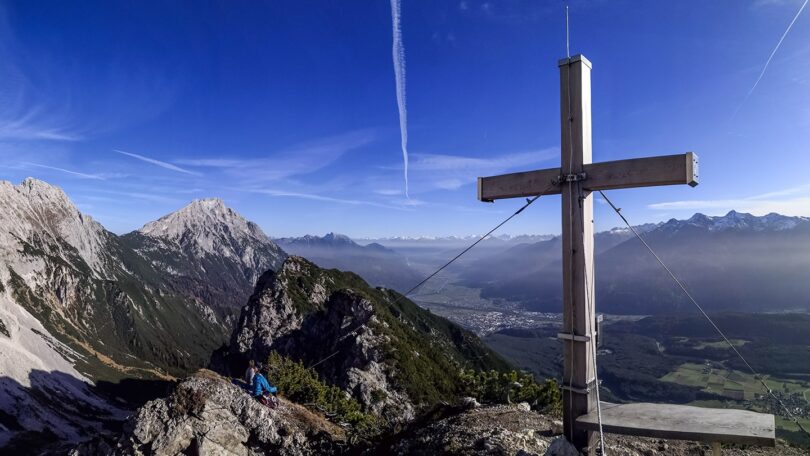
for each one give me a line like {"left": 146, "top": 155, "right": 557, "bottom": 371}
{"left": 661, "top": 211, "right": 808, "bottom": 233}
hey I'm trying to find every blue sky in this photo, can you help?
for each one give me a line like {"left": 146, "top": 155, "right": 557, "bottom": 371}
{"left": 0, "top": 0, "right": 808, "bottom": 237}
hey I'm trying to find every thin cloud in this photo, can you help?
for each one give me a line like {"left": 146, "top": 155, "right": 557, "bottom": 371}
{"left": 0, "top": 6, "right": 173, "bottom": 143}
{"left": 409, "top": 149, "right": 557, "bottom": 171}
{"left": 374, "top": 188, "right": 403, "bottom": 196}
{"left": 436, "top": 179, "right": 464, "bottom": 190}
{"left": 0, "top": 13, "right": 84, "bottom": 143}
{"left": 732, "top": 0, "right": 809, "bottom": 119}
{"left": 22, "top": 162, "right": 105, "bottom": 180}
{"left": 114, "top": 150, "right": 201, "bottom": 176}
{"left": 174, "top": 158, "right": 244, "bottom": 168}
{"left": 0, "top": 123, "right": 82, "bottom": 141}
{"left": 97, "top": 189, "right": 182, "bottom": 204}
{"left": 251, "top": 188, "right": 412, "bottom": 211}
{"left": 375, "top": 148, "right": 557, "bottom": 194}
{"left": 175, "top": 129, "right": 376, "bottom": 182}
{"left": 0, "top": 101, "right": 83, "bottom": 142}
{"left": 649, "top": 184, "right": 810, "bottom": 216}
{"left": 390, "top": 0, "right": 410, "bottom": 197}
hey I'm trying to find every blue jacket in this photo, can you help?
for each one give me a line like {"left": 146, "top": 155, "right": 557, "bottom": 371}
{"left": 252, "top": 373, "right": 277, "bottom": 397}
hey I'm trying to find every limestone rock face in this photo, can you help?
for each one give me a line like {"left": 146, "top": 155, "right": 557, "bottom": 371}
{"left": 95, "top": 373, "right": 346, "bottom": 456}
{"left": 229, "top": 257, "right": 415, "bottom": 422}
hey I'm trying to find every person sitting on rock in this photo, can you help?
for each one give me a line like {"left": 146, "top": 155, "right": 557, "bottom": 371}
{"left": 252, "top": 363, "right": 278, "bottom": 407}
{"left": 244, "top": 359, "right": 257, "bottom": 386}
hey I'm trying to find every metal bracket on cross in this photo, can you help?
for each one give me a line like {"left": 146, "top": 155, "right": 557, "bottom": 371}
{"left": 561, "top": 378, "right": 598, "bottom": 395}
{"left": 554, "top": 172, "right": 587, "bottom": 185}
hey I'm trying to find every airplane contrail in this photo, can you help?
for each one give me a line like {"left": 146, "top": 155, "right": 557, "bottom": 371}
{"left": 390, "top": 0, "right": 409, "bottom": 198}
{"left": 732, "top": 0, "right": 808, "bottom": 120}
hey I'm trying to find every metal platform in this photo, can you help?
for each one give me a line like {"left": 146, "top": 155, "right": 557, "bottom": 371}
{"left": 576, "top": 402, "right": 775, "bottom": 447}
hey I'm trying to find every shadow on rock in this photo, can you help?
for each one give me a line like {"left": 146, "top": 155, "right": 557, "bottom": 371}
{"left": 0, "top": 369, "right": 175, "bottom": 455}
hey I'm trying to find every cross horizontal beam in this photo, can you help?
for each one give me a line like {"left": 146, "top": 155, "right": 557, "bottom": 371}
{"left": 477, "top": 152, "right": 698, "bottom": 202}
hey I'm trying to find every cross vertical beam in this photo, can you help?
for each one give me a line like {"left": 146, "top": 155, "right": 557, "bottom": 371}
{"left": 559, "top": 55, "right": 597, "bottom": 454}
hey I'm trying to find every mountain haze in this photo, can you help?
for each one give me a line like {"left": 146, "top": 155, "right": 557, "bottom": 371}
{"left": 466, "top": 211, "right": 810, "bottom": 314}
{"left": 276, "top": 233, "right": 421, "bottom": 293}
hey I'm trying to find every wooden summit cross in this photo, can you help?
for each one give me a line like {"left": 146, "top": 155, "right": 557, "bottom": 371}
{"left": 477, "top": 55, "right": 775, "bottom": 455}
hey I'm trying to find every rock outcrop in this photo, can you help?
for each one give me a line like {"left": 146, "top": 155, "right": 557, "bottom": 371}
{"left": 226, "top": 256, "right": 510, "bottom": 423}
{"left": 389, "top": 403, "right": 560, "bottom": 455}
{"left": 72, "top": 371, "right": 347, "bottom": 456}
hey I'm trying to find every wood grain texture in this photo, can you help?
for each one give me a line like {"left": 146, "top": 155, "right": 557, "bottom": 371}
{"left": 477, "top": 152, "right": 698, "bottom": 202}
{"left": 577, "top": 402, "right": 776, "bottom": 447}
{"left": 583, "top": 152, "right": 699, "bottom": 191}
{"left": 559, "top": 54, "right": 597, "bottom": 454}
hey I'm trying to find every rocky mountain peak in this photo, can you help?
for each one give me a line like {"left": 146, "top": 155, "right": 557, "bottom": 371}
{"left": 137, "top": 198, "right": 281, "bottom": 261}
{"left": 0, "top": 178, "right": 110, "bottom": 277}
{"left": 123, "top": 198, "right": 285, "bottom": 319}
{"left": 141, "top": 198, "right": 258, "bottom": 238}
{"left": 322, "top": 232, "right": 353, "bottom": 244}
{"left": 18, "top": 176, "right": 69, "bottom": 197}
{"left": 1, "top": 177, "right": 84, "bottom": 220}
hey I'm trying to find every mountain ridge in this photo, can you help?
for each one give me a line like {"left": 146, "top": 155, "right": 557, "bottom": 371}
{"left": 0, "top": 179, "right": 287, "bottom": 447}
{"left": 466, "top": 210, "right": 810, "bottom": 314}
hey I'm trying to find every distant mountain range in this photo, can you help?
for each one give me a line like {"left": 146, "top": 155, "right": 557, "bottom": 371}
{"left": 356, "top": 234, "right": 555, "bottom": 245}
{"left": 275, "top": 233, "right": 422, "bottom": 293}
{"left": 464, "top": 211, "right": 810, "bottom": 314}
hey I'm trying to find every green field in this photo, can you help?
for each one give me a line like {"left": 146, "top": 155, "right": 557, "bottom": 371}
{"left": 661, "top": 362, "right": 810, "bottom": 401}
{"left": 662, "top": 362, "right": 810, "bottom": 446}
{"left": 777, "top": 416, "right": 810, "bottom": 432}
{"left": 775, "top": 416, "right": 810, "bottom": 447}
{"left": 693, "top": 339, "right": 748, "bottom": 350}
